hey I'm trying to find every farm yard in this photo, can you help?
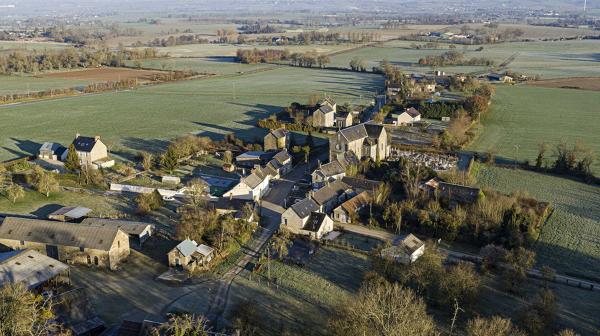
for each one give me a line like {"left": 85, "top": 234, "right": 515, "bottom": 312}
{"left": 474, "top": 165, "right": 600, "bottom": 281}
{"left": 468, "top": 85, "right": 600, "bottom": 172}
{"left": 328, "top": 39, "right": 600, "bottom": 79}
{"left": 0, "top": 66, "right": 383, "bottom": 162}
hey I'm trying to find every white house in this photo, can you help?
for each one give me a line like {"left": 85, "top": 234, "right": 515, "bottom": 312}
{"left": 223, "top": 166, "right": 272, "bottom": 201}
{"left": 380, "top": 234, "right": 425, "bottom": 265}
{"left": 392, "top": 107, "right": 421, "bottom": 126}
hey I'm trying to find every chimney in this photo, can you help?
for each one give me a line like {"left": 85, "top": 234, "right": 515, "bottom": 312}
{"left": 318, "top": 160, "right": 321, "bottom": 168}
{"left": 75, "top": 133, "right": 80, "bottom": 139}
{"left": 94, "top": 135, "right": 100, "bottom": 142}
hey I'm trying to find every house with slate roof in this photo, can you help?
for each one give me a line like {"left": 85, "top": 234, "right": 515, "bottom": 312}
{"left": 302, "top": 212, "right": 334, "bottom": 239}
{"left": 335, "top": 110, "right": 353, "bottom": 129}
{"left": 38, "top": 142, "right": 67, "bottom": 161}
{"left": 311, "top": 179, "right": 355, "bottom": 214}
{"left": 312, "top": 98, "right": 337, "bottom": 128}
{"left": 281, "top": 198, "right": 320, "bottom": 233}
{"left": 0, "top": 217, "right": 130, "bottom": 270}
{"left": 311, "top": 151, "right": 358, "bottom": 188}
{"left": 392, "top": 107, "right": 421, "bottom": 125}
{"left": 67, "top": 134, "right": 114, "bottom": 168}
{"left": 167, "top": 239, "right": 214, "bottom": 272}
{"left": 223, "top": 165, "right": 273, "bottom": 201}
{"left": 264, "top": 128, "right": 290, "bottom": 151}
{"left": 333, "top": 191, "right": 371, "bottom": 224}
{"left": 380, "top": 234, "right": 425, "bottom": 265}
{"left": 329, "top": 122, "right": 390, "bottom": 162}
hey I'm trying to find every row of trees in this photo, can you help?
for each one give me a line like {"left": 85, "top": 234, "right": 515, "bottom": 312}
{"left": 236, "top": 48, "right": 331, "bottom": 68}
{"left": 0, "top": 47, "right": 159, "bottom": 74}
{"left": 535, "top": 140, "right": 595, "bottom": 182}
{"left": 143, "top": 34, "right": 210, "bottom": 47}
{"left": 418, "top": 50, "right": 495, "bottom": 67}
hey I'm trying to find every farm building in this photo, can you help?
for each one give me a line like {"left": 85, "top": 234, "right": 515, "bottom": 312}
{"left": 48, "top": 206, "right": 92, "bottom": 222}
{"left": 0, "top": 217, "right": 130, "bottom": 270}
{"left": 264, "top": 128, "right": 290, "bottom": 151}
{"left": 80, "top": 218, "right": 154, "bottom": 248}
{"left": 167, "top": 239, "right": 214, "bottom": 272}
{"left": 380, "top": 234, "right": 425, "bottom": 265}
{"left": 488, "top": 73, "right": 514, "bottom": 83}
{"left": 332, "top": 191, "right": 371, "bottom": 224}
{"left": 392, "top": 107, "right": 421, "bottom": 126}
{"left": 67, "top": 134, "right": 114, "bottom": 169}
{"left": 38, "top": 142, "right": 67, "bottom": 161}
{"left": 235, "top": 150, "right": 274, "bottom": 169}
{"left": 0, "top": 249, "right": 70, "bottom": 289}
{"left": 311, "top": 151, "right": 358, "bottom": 188}
{"left": 329, "top": 122, "right": 390, "bottom": 162}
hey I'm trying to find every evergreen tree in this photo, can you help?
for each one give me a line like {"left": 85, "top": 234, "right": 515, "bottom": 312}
{"left": 64, "top": 143, "right": 80, "bottom": 171}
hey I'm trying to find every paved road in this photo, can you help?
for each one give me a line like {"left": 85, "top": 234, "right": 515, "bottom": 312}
{"left": 204, "top": 163, "right": 307, "bottom": 326}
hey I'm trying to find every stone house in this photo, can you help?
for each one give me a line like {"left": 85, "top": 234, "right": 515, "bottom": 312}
{"left": 281, "top": 198, "right": 320, "bottom": 233}
{"left": 67, "top": 134, "right": 114, "bottom": 169}
{"left": 311, "top": 98, "right": 337, "bottom": 128}
{"left": 265, "top": 150, "right": 292, "bottom": 177}
{"left": 311, "top": 152, "right": 358, "bottom": 189}
{"left": 167, "top": 239, "right": 214, "bottom": 272}
{"left": 80, "top": 218, "right": 155, "bottom": 248}
{"left": 311, "top": 180, "right": 354, "bottom": 214}
{"left": 329, "top": 122, "right": 390, "bottom": 162}
{"left": 264, "top": 128, "right": 290, "bottom": 151}
{"left": 332, "top": 191, "right": 371, "bottom": 224}
{"left": 335, "top": 111, "right": 353, "bottom": 129}
{"left": 0, "top": 217, "right": 130, "bottom": 270}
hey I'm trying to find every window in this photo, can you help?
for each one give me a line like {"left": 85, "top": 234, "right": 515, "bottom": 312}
{"left": 20, "top": 241, "right": 24, "bottom": 246}
{"left": 87, "top": 255, "right": 91, "bottom": 264}
{"left": 118, "top": 241, "right": 120, "bottom": 248}
{"left": 94, "top": 256, "right": 99, "bottom": 265}
{"left": 80, "top": 247, "right": 85, "bottom": 252}
{"left": 284, "top": 218, "right": 288, "bottom": 225}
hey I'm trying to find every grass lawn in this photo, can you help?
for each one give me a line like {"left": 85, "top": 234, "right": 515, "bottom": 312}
{"left": 225, "top": 246, "right": 371, "bottom": 335}
{"left": 0, "top": 74, "right": 89, "bottom": 95}
{"left": 474, "top": 164, "right": 600, "bottom": 280}
{"left": 0, "top": 41, "right": 72, "bottom": 53}
{"left": 0, "top": 66, "right": 382, "bottom": 162}
{"left": 329, "top": 39, "right": 600, "bottom": 78}
{"left": 468, "top": 85, "right": 600, "bottom": 172}
{"left": 154, "top": 43, "right": 357, "bottom": 58}
{"left": 0, "top": 188, "right": 133, "bottom": 218}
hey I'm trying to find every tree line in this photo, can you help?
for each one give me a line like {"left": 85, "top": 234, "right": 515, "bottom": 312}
{"left": 0, "top": 47, "right": 160, "bottom": 74}
{"left": 236, "top": 48, "right": 331, "bottom": 68}
{"left": 418, "top": 50, "right": 495, "bottom": 67}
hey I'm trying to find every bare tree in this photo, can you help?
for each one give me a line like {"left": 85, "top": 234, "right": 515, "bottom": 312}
{"left": 329, "top": 280, "right": 437, "bottom": 336}
{"left": 466, "top": 316, "right": 526, "bottom": 336}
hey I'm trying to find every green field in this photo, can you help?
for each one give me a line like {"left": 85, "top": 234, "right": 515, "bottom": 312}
{"left": 475, "top": 165, "right": 600, "bottom": 280}
{"left": 0, "top": 41, "right": 72, "bottom": 53}
{"left": 126, "top": 57, "right": 275, "bottom": 75}
{"left": 468, "top": 85, "right": 600, "bottom": 172}
{"left": 0, "top": 74, "right": 89, "bottom": 95}
{"left": 328, "top": 40, "right": 600, "bottom": 78}
{"left": 0, "top": 189, "right": 131, "bottom": 218}
{"left": 155, "top": 43, "right": 357, "bottom": 58}
{"left": 0, "top": 66, "right": 382, "bottom": 161}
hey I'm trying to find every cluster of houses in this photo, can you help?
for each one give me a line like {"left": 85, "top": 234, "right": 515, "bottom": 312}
{"left": 38, "top": 133, "right": 114, "bottom": 169}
